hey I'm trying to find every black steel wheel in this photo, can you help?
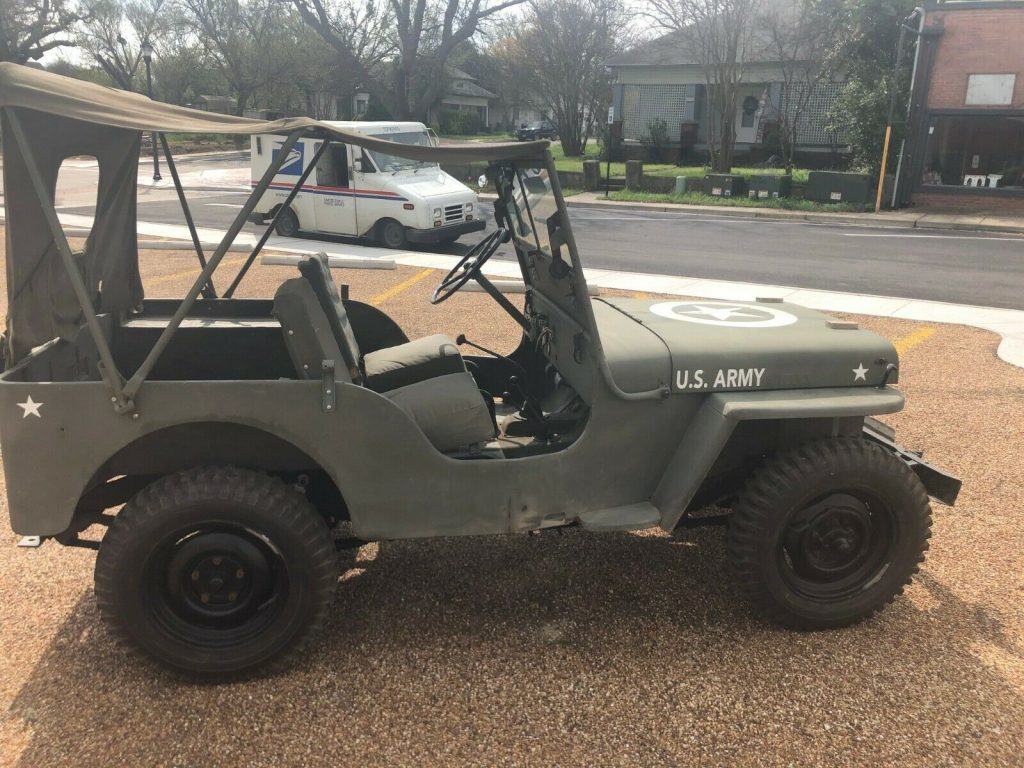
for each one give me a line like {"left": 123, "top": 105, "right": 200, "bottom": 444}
{"left": 95, "top": 467, "right": 338, "bottom": 676}
{"left": 377, "top": 218, "right": 407, "bottom": 249}
{"left": 728, "top": 438, "right": 931, "bottom": 629}
{"left": 274, "top": 206, "right": 300, "bottom": 237}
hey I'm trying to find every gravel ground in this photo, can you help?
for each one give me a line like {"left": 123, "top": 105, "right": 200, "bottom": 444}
{"left": 0, "top": 234, "right": 1022, "bottom": 767}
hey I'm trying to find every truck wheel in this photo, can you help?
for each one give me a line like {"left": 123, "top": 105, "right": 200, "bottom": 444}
{"left": 728, "top": 437, "right": 931, "bottom": 629}
{"left": 94, "top": 467, "right": 338, "bottom": 676}
{"left": 274, "top": 206, "right": 300, "bottom": 237}
{"left": 377, "top": 219, "right": 407, "bottom": 249}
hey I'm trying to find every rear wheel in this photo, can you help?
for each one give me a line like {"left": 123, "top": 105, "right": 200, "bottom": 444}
{"left": 274, "top": 206, "right": 300, "bottom": 237}
{"left": 95, "top": 467, "right": 338, "bottom": 676}
{"left": 728, "top": 437, "right": 931, "bottom": 629}
{"left": 376, "top": 218, "right": 407, "bottom": 249}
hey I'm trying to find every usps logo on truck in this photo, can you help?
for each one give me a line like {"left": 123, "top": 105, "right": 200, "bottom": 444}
{"left": 273, "top": 141, "right": 304, "bottom": 176}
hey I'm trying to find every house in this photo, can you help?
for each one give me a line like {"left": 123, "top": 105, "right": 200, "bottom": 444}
{"left": 426, "top": 68, "right": 497, "bottom": 130}
{"left": 192, "top": 94, "right": 237, "bottom": 114}
{"left": 606, "top": 27, "right": 847, "bottom": 161}
{"left": 895, "top": 0, "right": 1024, "bottom": 213}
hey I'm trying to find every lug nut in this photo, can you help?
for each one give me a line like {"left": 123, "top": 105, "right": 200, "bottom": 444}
{"left": 228, "top": 591, "right": 237, "bottom": 602}
{"left": 200, "top": 593, "right": 210, "bottom": 603}
{"left": 236, "top": 568, "right": 245, "bottom": 579}
{"left": 191, "top": 570, "right": 199, "bottom": 581}
{"left": 212, "top": 556, "right": 222, "bottom": 566}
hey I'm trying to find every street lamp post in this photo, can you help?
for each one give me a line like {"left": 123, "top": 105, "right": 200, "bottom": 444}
{"left": 141, "top": 41, "right": 162, "bottom": 182}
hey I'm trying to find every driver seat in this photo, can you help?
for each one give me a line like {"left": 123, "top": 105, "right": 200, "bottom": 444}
{"left": 274, "top": 254, "right": 495, "bottom": 453}
{"left": 296, "top": 254, "right": 465, "bottom": 392}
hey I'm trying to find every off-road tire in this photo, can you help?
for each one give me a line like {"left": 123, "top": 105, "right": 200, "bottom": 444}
{"left": 377, "top": 218, "right": 407, "bottom": 249}
{"left": 274, "top": 206, "right": 300, "bottom": 237}
{"left": 95, "top": 467, "right": 338, "bottom": 676}
{"left": 728, "top": 437, "right": 931, "bottom": 629}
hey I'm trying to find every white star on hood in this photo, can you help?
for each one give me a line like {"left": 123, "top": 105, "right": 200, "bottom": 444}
{"left": 17, "top": 396, "right": 43, "bottom": 418}
{"left": 852, "top": 363, "right": 869, "bottom": 382}
{"left": 677, "top": 304, "right": 763, "bottom": 322}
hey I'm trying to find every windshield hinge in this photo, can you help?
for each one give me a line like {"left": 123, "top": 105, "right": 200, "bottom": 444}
{"left": 322, "top": 360, "right": 336, "bottom": 412}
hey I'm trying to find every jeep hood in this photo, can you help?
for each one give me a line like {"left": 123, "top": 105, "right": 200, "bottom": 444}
{"left": 593, "top": 297, "right": 898, "bottom": 395}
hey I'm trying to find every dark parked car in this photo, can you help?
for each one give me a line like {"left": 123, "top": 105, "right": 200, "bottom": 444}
{"left": 516, "top": 121, "right": 558, "bottom": 141}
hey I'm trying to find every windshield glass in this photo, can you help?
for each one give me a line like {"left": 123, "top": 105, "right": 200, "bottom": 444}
{"left": 509, "top": 166, "right": 559, "bottom": 254}
{"left": 365, "top": 131, "right": 437, "bottom": 173}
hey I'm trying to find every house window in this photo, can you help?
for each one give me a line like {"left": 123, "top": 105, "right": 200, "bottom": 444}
{"left": 921, "top": 115, "right": 1024, "bottom": 190}
{"left": 965, "top": 74, "right": 1015, "bottom": 106}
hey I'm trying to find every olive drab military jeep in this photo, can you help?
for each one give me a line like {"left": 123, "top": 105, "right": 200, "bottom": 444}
{"left": 0, "top": 63, "right": 960, "bottom": 676}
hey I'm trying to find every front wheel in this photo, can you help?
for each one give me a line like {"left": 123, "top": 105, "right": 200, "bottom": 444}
{"left": 376, "top": 218, "right": 407, "bottom": 249}
{"left": 274, "top": 206, "right": 300, "bottom": 237}
{"left": 95, "top": 467, "right": 338, "bottom": 676}
{"left": 728, "top": 437, "right": 931, "bottom": 629}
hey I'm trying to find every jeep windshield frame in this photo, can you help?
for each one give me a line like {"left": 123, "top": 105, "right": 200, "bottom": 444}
{"left": 489, "top": 156, "right": 668, "bottom": 403}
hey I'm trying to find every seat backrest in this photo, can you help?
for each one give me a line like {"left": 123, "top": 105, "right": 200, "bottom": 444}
{"left": 272, "top": 277, "right": 351, "bottom": 382}
{"left": 297, "top": 253, "right": 363, "bottom": 382}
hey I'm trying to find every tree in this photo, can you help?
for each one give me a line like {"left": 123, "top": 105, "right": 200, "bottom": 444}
{"left": 478, "top": 29, "right": 535, "bottom": 130}
{"left": 290, "top": 0, "right": 394, "bottom": 110}
{"left": 647, "top": 0, "right": 763, "bottom": 172}
{"left": 1, "top": 0, "right": 88, "bottom": 64}
{"left": 827, "top": 0, "right": 917, "bottom": 172}
{"left": 761, "top": 0, "right": 843, "bottom": 174}
{"left": 385, "top": 0, "right": 526, "bottom": 120}
{"left": 515, "top": 0, "right": 629, "bottom": 157}
{"left": 150, "top": 42, "right": 224, "bottom": 104}
{"left": 78, "top": 0, "right": 168, "bottom": 91}
{"left": 178, "top": 0, "right": 296, "bottom": 116}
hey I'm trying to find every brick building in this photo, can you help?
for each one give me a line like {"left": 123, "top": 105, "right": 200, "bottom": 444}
{"left": 896, "top": 0, "right": 1024, "bottom": 212}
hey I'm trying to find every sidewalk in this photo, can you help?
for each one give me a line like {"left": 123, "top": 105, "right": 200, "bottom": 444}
{"left": 560, "top": 192, "right": 1024, "bottom": 235}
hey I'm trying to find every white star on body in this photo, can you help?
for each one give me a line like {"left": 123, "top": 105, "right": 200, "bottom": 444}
{"left": 852, "top": 363, "right": 869, "bottom": 382}
{"left": 677, "top": 304, "right": 763, "bottom": 322}
{"left": 17, "top": 396, "right": 43, "bottom": 418}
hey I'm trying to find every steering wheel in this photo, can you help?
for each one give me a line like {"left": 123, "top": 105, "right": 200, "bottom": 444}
{"left": 431, "top": 230, "right": 505, "bottom": 304}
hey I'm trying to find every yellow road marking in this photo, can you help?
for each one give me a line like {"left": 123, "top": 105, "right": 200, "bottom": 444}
{"left": 893, "top": 326, "right": 936, "bottom": 356}
{"left": 370, "top": 268, "right": 435, "bottom": 306}
{"left": 145, "top": 257, "right": 247, "bottom": 287}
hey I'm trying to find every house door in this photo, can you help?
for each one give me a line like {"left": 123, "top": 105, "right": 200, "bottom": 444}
{"left": 735, "top": 88, "right": 763, "bottom": 145}
{"left": 312, "top": 142, "right": 357, "bottom": 235}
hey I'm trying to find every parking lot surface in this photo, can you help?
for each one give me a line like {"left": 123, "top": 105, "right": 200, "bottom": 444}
{"left": 1, "top": 236, "right": 1022, "bottom": 767}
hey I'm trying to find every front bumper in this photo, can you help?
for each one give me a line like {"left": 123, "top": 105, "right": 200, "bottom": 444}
{"left": 406, "top": 218, "right": 486, "bottom": 244}
{"left": 863, "top": 417, "right": 962, "bottom": 506}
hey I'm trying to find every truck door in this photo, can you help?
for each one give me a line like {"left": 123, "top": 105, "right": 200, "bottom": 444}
{"left": 312, "top": 141, "right": 357, "bottom": 235}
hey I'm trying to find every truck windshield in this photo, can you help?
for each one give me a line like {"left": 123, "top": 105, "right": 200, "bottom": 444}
{"left": 366, "top": 131, "right": 437, "bottom": 173}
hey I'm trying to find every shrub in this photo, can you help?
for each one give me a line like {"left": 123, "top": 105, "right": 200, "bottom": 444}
{"left": 640, "top": 118, "right": 671, "bottom": 164}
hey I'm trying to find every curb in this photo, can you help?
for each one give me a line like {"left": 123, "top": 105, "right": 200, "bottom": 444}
{"left": 564, "top": 197, "right": 917, "bottom": 229}
{"left": 519, "top": 194, "right": 1024, "bottom": 235}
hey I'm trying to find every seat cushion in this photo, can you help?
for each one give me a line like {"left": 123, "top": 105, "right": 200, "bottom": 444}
{"left": 363, "top": 334, "right": 465, "bottom": 392}
{"left": 384, "top": 372, "right": 496, "bottom": 452}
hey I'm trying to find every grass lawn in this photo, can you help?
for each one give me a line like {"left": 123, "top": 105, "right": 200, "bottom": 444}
{"left": 163, "top": 132, "right": 242, "bottom": 154}
{"left": 440, "top": 133, "right": 516, "bottom": 142}
{"left": 549, "top": 144, "right": 812, "bottom": 183}
{"left": 608, "top": 189, "right": 865, "bottom": 212}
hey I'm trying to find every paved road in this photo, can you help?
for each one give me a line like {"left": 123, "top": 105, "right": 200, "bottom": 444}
{"left": 43, "top": 152, "right": 1024, "bottom": 310}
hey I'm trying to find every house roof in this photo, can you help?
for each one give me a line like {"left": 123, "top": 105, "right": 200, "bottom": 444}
{"left": 607, "top": 0, "right": 799, "bottom": 68}
{"left": 448, "top": 78, "right": 497, "bottom": 99}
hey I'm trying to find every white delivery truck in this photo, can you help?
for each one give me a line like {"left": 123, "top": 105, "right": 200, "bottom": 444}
{"left": 249, "top": 121, "right": 485, "bottom": 249}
